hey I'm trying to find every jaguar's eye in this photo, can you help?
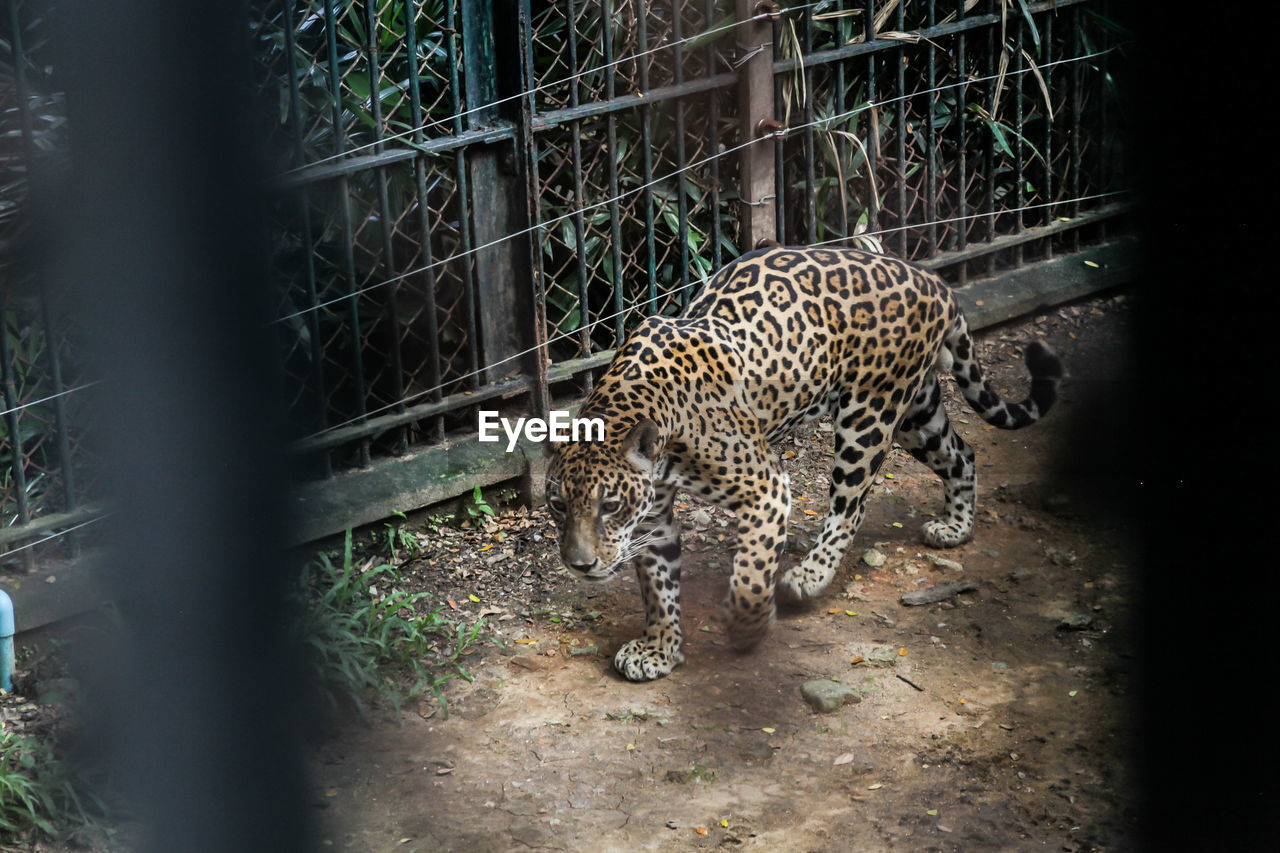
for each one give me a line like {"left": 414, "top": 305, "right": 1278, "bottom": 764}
{"left": 600, "top": 498, "right": 621, "bottom": 516}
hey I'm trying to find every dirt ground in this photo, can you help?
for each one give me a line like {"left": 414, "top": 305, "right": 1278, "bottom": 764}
{"left": 308, "top": 292, "right": 1139, "bottom": 853}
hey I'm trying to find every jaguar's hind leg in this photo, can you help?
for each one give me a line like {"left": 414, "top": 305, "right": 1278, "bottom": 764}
{"left": 896, "top": 377, "right": 976, "bottom": 548}
{"left": 778, "top": 396, "right": 894, "bottom": 604}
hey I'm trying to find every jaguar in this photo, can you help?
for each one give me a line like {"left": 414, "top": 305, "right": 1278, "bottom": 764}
{"left": 544, "top": 245, "right": 1061, "bottom": 681}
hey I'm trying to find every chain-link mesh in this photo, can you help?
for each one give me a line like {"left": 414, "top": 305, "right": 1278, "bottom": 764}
{"left": 0, "top": 0, "right": 1127, "bottom": 556}
{"left": 2, "top": 0, "right": 100, "bottom": 564}
{"left": 776, "top": 1, "right": 1124, "bottom": 265}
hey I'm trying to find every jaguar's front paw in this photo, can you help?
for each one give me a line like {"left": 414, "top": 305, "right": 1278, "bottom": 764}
{"left": 613, "top": 638, "right": 685, "bottom": 682}
{"left": 922, "top": 519, "right": 973, "bottom": 548}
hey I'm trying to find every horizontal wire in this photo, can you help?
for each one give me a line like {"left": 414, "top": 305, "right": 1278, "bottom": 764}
{"left": 809, "top": 188, "right": 1131, "bottom": 250}
{"left": 0, "top": 380, "right": 99, "bottom": 420}
{"left": 280, "top": 3, "right": 820, "bottom": 179}
{"left": 299, "top": 186, "right": 1132, "bottom": 443}
{"left": 272, "top": 41, "right": 1122, "bottom": 328}
{"left": 2, "top": 513, "right": 108, "bottom": 556}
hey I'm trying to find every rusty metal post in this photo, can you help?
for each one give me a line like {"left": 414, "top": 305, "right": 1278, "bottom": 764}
{"left": 736, "top": 0, "right": 779, "bottom": 247}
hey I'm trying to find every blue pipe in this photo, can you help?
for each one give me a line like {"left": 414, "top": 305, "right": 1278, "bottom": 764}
{"left": 0, "top": 590, "right": 13, "bottom": 693}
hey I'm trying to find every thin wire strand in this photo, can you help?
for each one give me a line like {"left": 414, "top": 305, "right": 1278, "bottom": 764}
{"left": 0, "top": 380, "right": 99, "bottom": 420}
{"left": 280, "top": 3, "right": 821, "bottom": 178}
{"left": 273, "top": 41, "right": 1123, "bottom": 328}
{"left": 2, "top": 514, "right": 107, "bottom": 557}
{"left": 302, "top": 187, "right": 1132, "bottom": 442}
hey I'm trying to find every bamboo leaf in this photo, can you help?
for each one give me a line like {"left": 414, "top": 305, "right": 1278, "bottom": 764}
{"left": 1013, "top": 0, "right": 1041, "bottom": 56}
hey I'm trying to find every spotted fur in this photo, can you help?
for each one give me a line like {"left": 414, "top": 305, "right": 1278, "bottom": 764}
{"left": 545, "top": 246, "right": 1061, "bottom": 681}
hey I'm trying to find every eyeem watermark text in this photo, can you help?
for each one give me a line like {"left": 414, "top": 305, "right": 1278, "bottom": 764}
{"left": 478, "top": 410, "right": 604, "bottom": 452}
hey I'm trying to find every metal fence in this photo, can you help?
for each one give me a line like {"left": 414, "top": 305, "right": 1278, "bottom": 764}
{"left": 2, "top": 1, "right": 97, "bottom": 570}
{"left": 1, "top": 0, "right": 1129, "bottom": 558}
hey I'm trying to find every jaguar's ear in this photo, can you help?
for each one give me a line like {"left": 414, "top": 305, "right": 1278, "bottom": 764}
{"left": 623, "top": 418, "right": 662, "bottom": 472}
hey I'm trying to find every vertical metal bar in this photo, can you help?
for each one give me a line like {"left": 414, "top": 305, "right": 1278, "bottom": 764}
{"left": 771, "top": 15, "right": 786, "bottom": 244}
{"left": 515, "top": 0, "right": 551, "bottom": 419}
{"left": 325, "top": 0, "right": 371, "bottom": 465}
{"left": 1013, "top": 18, "right": 1025, "bottom": 268}
{"left": 570, "top": 126, "right": 590, "bottom": 355}
{"left": 566, "top": 0, "right": 590, "bottom": 355}
{"left": 366, "top": 0, "right": 408, "bottom": 453}
{"left": 955, "top": 0, "right": 968, "bottom": 286}
{"left": 403, "top": 0, "right": 445, "bottom": 442}
{"left": 602, "top": 0, "right": 625, "bottom": 345}
{"left": 282, "top": 0, "right": 332, "bottom": 466}
{"left": 37, "top": 292, "right": 79, "bottom": 554}
{"left": 0, "top": 298, "right": 35, "bottom": 570}
{"left": 834, "top": 59, "right": 849, "bottom": 241}
{"left": 705, "top": 0, "right": 723, "bottom": 268}
{"left": 801, "top": 5, "right": 816, "bottom": 245}
{"left": 863, "top": 0, "right": 880, "bottom": 237}
{"left": 673, "top": 1, "right": 691, "bottom": 302}
{"left": 1041, "top": 12, "right": 1054, "bottom": 260}
{"left": 893, "top": 0, "right": 907, "bottom": 257}
{"left": 924, "top": 0, "right": 938, "bottom": 257}
{"left": 446, "top": 0, "right": 480, "bottom": 390}
{"left": 983, "top": 0, "right": 996, "bottom": 276}
{"left": 1069, "top": 3, "right": 1081, "bottom": 252}
{"left": 1096, "top": 0, "right": 1110, "bottom": 243}
{"left": 637, "top": 3, "right": 658, "bottom": 309}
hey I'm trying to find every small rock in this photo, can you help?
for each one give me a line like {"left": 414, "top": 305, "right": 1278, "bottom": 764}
{"left": 849, "top": 643, "right": 900, "bottom": 666}
{"left": 664, "top": 763, "right": 716, "bottom": 784}
{"left": 568, "top": 644, "right": 599, "bottom": 657}
{"left": 924, "top": 553, "right": 964, "bottom": 573}
{"left": 691, "top": 509, "right": 713, "bottom": 526}
{"left": 1057, "top": 612, "right": 1094, "bottom": 631}
{"left": 900, "top": 580, "right": 979, "bottom": 606}
{"left": 800, "top": 679, "right": 863, "bottom": 713}
{"left": 861, "top": 548, "right": 887, "bottom": 568}
{"left": 1044, "top": 547, "right": 1078, "bottom": 566}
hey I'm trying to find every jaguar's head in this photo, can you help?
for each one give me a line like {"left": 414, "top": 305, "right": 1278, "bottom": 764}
{"left": 544, "top": 418, "right": 663, "bottom": 581}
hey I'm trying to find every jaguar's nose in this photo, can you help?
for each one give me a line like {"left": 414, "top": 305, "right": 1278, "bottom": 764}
{"left": 566, "top": 557, "right": 600, "bottom": 575}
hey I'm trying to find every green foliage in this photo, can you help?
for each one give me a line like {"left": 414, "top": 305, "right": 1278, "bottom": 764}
{"left": 382, "top": 510, "right": 423, "bottom": 560}
{"left": 464, "top": 484, "right": 496, "bottom": 528}
{"left": 294, "top": 529, "right": 485, "bottom": 717}
{"left": 0, "top": 728, "right": 109, "bottom": 845}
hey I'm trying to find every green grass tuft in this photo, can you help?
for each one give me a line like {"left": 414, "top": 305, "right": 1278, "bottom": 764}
{"left": 293, "top": 529, "right": 487, "bottom": 719}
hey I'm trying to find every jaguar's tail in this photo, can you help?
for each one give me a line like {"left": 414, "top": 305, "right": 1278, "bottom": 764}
{"left": 944, "top": 314, "right": 1062, "bottom": 430}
